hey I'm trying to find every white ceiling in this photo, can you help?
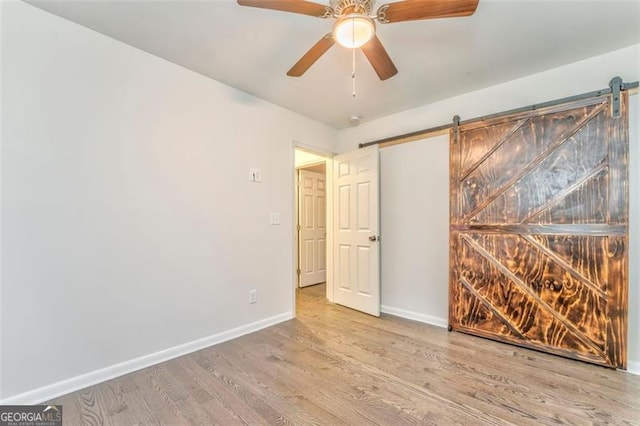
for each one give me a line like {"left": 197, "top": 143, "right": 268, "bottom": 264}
{"left": 27, "top": 0, "right": 640, "bottom": 129}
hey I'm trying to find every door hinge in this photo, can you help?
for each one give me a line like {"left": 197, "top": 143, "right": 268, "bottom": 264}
{"left": 296, "top": 268, "right": 301, "bottom": 276}
{"left": 297, "top": 224, "right": 301, "bottom": 231}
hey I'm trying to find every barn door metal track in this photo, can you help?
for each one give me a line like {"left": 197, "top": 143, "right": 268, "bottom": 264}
{"left": 359, "top": 77, "right": 638, "bottom": 149}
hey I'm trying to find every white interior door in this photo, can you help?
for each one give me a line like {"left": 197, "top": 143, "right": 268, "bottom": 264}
{"left": 299, "top": 169, "right": 327, "bottom": 287}
{"left": 333, "top": 145, "right": 380, "bottom": 316}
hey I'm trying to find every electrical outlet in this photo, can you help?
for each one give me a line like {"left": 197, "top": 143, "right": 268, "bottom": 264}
{"left": 249, "top": 289, "right": 257, "bottom": 304}
{"left": 269, "top": 212, "right": 280, "bottom": 225}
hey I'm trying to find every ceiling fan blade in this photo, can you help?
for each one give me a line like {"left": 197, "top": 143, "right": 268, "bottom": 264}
{"left": 287, "top": 34, "right": 335, "bottom": 77}
{"left": 237, "top": 0, "right": 333, "bottom": 18}
{"left": 361, "top": 35, "right": 398, "bottom": 81}
{"left": 377, "top": 0, "right": 479, "bottom": 23}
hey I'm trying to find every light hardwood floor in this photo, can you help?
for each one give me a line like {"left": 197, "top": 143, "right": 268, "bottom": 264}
{"left": 50, "top": 284, "right": 640, "bottom": 425}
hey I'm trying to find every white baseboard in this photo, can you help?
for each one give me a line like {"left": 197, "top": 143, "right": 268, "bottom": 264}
{"left": 0, "top": 311, "right": 294, "bottom": 405}
{"left": 381, "top": 305, "right": 448, "bottom": 329}
{"left": 627, "top": 361, "right": 640, "bottom": 376}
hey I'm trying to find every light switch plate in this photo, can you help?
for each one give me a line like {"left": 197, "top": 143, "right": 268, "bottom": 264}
{"left": 249, "top": 168, "right": 261, "bottom": 183}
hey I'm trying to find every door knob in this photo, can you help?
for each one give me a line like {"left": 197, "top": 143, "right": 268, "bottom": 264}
{"left": 369, "top": 235, "right": 378, "bottom": 242}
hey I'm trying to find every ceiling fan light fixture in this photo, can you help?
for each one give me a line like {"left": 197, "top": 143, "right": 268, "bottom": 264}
{"left": 333, "top": 14, "right": 375, "bottom": 48}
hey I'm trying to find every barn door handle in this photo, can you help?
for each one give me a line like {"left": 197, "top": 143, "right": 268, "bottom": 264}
{"left": 369, "top": 235, "right": 378, "bottom": 242}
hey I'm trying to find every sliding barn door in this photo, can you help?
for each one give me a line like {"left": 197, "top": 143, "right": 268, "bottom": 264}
{"left": 449, "top": 93, "right": 629, "bottom": 369}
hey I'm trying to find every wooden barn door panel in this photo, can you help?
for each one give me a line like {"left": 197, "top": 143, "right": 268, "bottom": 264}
{"left": 449, "top": 94, "right": 628, "bottom": 369}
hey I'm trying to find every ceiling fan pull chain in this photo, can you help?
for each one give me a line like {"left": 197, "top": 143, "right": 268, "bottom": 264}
{"left": 352, "top": 17, "right": 356, "bottom": 97}
{"left": 352, "top": 47, "right": 356, "bottom": 97}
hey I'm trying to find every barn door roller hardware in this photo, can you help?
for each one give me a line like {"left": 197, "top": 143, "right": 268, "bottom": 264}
{"left": 360, "top": 77, "right": 639, "bottom": 148}
{"left": 452, "top": 114, "right": 461, "bottom": 144}
{"left": 608, "top": 76, "right": 637, "bottom": 118}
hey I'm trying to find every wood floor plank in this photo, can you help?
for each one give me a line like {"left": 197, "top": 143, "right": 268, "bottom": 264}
{"left": 221, "top": 334, "right": 410, "bottom": 425}
{"left": 47, "top": 283, "right": 640, "bottom": 425}
{"left": 76, "top": 386, "right": 109, "bottom": 426}
{"left": 171, "top": 355, "right": 259, "bottom": 425}
{"left": 128, "top": 367, "right": 192, "bottom": 425}
{"left": 267, "top": 315, "right": 526, "bottom": 421}
{"left": 52, "top": 391, "right": 86, "bottom": 426}
{"left": 208, "top": 342, "right": 350, "bottom": 425}
{"left": 286, "top": 310, "right": 630, "bottom": 424}
{"left": 261, "top": 320, "right": 517, "bottom": 425}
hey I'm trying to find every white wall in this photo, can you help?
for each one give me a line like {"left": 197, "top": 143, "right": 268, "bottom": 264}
{"left": 0, "top": 1, "right": 337, "bottom": 401}
{"left": 338, "top": 44, "right": 640, "bottom": 373}
{"left": 379, "top": 135, "right": 449, "bottom": 326}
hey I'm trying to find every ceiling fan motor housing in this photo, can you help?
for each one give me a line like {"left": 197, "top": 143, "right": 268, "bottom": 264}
{"left": 331, "top": 0, "right": 376, "bottom": 16}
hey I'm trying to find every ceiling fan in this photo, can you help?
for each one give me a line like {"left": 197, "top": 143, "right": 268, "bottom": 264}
{"left": 237, "top": 0, "right": 479, "bottom": 80}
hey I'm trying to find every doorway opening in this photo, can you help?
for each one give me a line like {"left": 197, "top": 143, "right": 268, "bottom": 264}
{"left": 293, "top": 147, "right": 333, "bottom": 314}
{"left": 292, "top": 144, "right": 381, "bottom": 317}
{"left": 297, "top": 162, "right": 326, "bottom": 288}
